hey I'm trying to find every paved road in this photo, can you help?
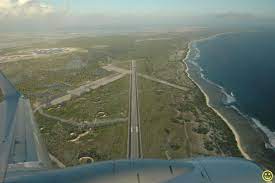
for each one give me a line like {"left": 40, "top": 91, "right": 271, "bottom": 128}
{"left": 128, "top": 60, "right": 142, "bottom": 159}
{"left": 49, "top": 72, "right": 127, "bottom": 106}
{"left": 138, "top": 73, "right": 188, "bottom": 91}
{"left": 104, "top": 64, "right": 188, "bottom": 91}
{"left": 103, "top": 65, "right": 130, "bottom": 74}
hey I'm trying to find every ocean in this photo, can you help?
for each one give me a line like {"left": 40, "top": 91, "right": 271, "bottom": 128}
{"left": 185, "top": 31, "right": 275, "bottom": 148}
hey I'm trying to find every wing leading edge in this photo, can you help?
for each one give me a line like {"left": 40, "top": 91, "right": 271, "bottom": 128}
{"left": 5, "top": 158, "right": 265, "bottom": 183}
{"left": 0, "top": 71, "right": 51, "bottom": 183}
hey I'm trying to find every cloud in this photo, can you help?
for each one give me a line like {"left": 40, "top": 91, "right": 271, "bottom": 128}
{"left": 0, "top": 0, "right": 55, "bottom": 18}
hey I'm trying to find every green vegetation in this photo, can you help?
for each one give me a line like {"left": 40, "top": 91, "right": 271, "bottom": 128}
{"left": 134, "top": 36, "right": 242, "bottom": 158}
{"left": 36, "top": 112, "right": 127, "bottom": 166}
{"left": 0, "top": 51, "right": 111, "bottom": 104}
{"left": 139, "top": 77, "right": 206, "bottom": 159}
{"left": 113, "top": 60, "right": 132, "bottom": 70}
{"left": 0, "top": 89, "right": 3, "bottom": 102}
{"left": 49, "top": 35, "right": 138, "bottom": 64}
{"left": 0, "top": 33, "right": 241, "bottom": 166}
{"left": 46, "top": 77, "right": 129, "bottom": 122}
{"left": 139, "top": 76, "right": 241, "bottom": 158}
{"left": 192, "top": 124, "right": 209, "bottom": 135}
{"left": 132, "top": 38, "right": 191, "bottom": 85}
{"left": 139, "top": 77, "right": 182, "bottom": 158}
{"left": 204, "top": 140, "right": 215, "bottom": 151}
{"left": 190, "top": 88, "right": 242, "bottom": 157}
{"left": 37, "top": 76, "right": 129, "bottom": 166}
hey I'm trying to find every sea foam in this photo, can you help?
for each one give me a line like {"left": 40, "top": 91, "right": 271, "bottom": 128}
{"left": 187, "top": 38, "right": 275, "bottom": 150}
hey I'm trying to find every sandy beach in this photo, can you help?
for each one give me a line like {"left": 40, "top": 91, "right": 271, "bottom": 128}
{"left": 182, "top": 41, "right": 251, "bottom": 160}
{"left": 182, "top": 37, "right": 275, "bottom": 170}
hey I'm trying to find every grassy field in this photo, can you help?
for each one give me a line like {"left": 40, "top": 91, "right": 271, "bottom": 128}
{"left": 138, "top": 76, "right": 241, "bottom": 159}
{"left": 0, "top": 50, "right": 111, "bottom": 105}
{"left": 46, "top": 76, "right": 129, "bottom": 122}
{"left": 36, "top": 112, "right": 128, "bottom": 166}
{"left": 138, "top": 77, "right": 192, "bottom": 158}
{"left": 37, "top": 76, "right": 130, "bottom": 166}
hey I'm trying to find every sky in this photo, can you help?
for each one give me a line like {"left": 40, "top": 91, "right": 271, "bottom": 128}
{"left": 49, "top": 0, "right": 275, "bottom": 16}
{"left": 0, "top": 0, "right": 275, "bottom": 31}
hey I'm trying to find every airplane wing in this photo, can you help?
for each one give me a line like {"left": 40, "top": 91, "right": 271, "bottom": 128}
{"left": 0, "top": 71, "right": 51, "bottom": 183}
{"left": 4, "top": 158, "right": 265, "bottom": 183}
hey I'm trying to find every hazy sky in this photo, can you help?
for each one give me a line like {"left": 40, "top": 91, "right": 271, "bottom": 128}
{"left": 2, "top": 0, "right": 274, "bottom": 16}
{"left": 0, "top": 0, "right": 275, "bottom": 31}
{"left": 50, "top": 0, "right": 275, "bottom": 16}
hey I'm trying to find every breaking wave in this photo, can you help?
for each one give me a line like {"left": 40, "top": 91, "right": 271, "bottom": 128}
{"left": 186, "top": 39, "right": 275, "bottom": 149}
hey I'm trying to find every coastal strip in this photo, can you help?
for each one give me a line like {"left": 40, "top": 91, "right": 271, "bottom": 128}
{"left": 182, "top": 41, "right": 251, "bottom": 160}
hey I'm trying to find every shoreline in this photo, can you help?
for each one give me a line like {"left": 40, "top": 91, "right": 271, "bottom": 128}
{"left": 182, "top": 40, "right": 251, "bottom": 160}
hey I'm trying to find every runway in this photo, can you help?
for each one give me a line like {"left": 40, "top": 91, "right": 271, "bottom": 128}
{"left": 128, "top": 60, "right": 142, "bottom": 159}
